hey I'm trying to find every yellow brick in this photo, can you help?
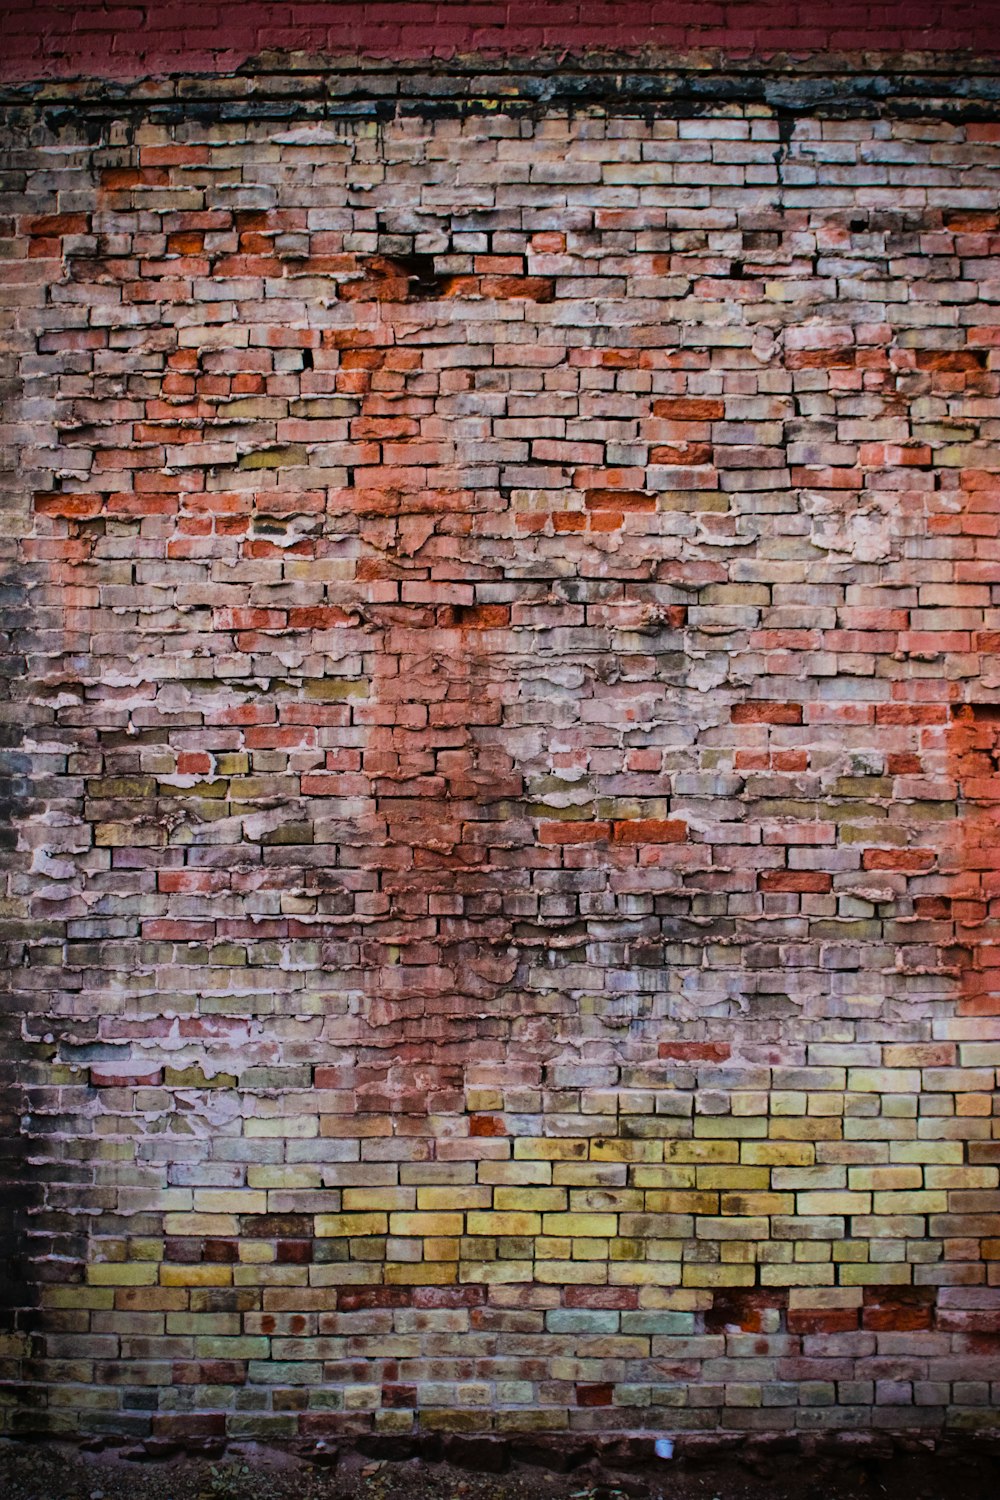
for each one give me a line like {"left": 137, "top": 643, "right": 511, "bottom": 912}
{"left": 638, "top": 1288, "right": 705, "bottom": 1310}
{"left": 759, "top": 1265, "right": 835, "bottom": 1287}
{"left": 42, "top": 1287, "right": 115, "bottom": 1309}
{"left": 494, "top": 1188, "right": 566, "bottom": 1211}
{"left": 890, "top": 1142, "right": 962, "bottom": 1164}
{"left": 631, "top": 1166, "right": 696, "bottom": 1188}
{"left": 552, "top": 1164, "right": 620, "bottom": 1186}
{"left": 193, "top": 1190, "right": 268, "bottom": 1214}
{"left": 721, "top": 1192, "right": 794, "bottom": 1214}
{"left": 696, "top": 1167, "right": 770, "bottom": 1190}
{"left": 246, "top": 1117, "right": 318, "bottom": 1137}
{"left": 769, "top": 1118, "right": 842, "bottom": 1140}
{"left": 541, "top": 1213, "right": 616, "bottom": 1236}
{"left": 310, "top": 1265, "right": 380, "bottom": 1288}
{"left": 872, "top": 1191, "right": 947, "bottom": 1213}
{"left": 807, "top": 1094, "right": 844, "bottom": 1116}
{"left": 247, "top": 1167, "right": 321, "bottom": 1189}
{"left": 389, "top": 1212, "right": 464, "bottom": 1236}
{"left": 343, "top": 1188, "right": 416, "bottom": 1211}
{"left": 590, "top": 1140, "right": 662, "bottom": 1162}
{"left": 130, "top": 1238, "right": 165, "bottom": 1262}
{"left": 341, "top": 1384, "right": 381, "bottom": 1411}
{"left": 514, "top": 1139, "right": 587, "bottom": 1161}
{"left": 956, "top": 1094, "right": 993, "bottom": 1116}
{"left": 422, "top": 1237, "right": 461, "bottom": 1261}
{"left": 571, "top": 1188, "right": 642, "bottom": 1212}
{"left": 796, "top": 1191, "right": 871, "bottom": 1215}
{"left": 925, "top": 1167, "right": 998, "bottom": 1188}
{"left": 833, "top": 1241, "right": 869, "bottom": 1262}
{"left": 234, "top": 1264, "right": 302, "bottom": 1286}
{"left": 643, "top": 1240, "right": 684, "bottom": 1261}
{"left": 536, "top": 1237, "right": 572, "bottom": 1258}
{"left": 645, "top": 1191, "right": 718, "bottom": 1213}
{"left": 665, "top": 1141, "right": 739, "bottom": 1163}
{"left": 838, "top": 1264, "right": 911, "bottom": 1286}
{"left": 572, "top": 1238, "right": 610, "bottom": 1259}
{"left": 86, "top": 1264, "right": 158, "bottom": 1287}
{"left": 721, "top": 1242, "right": 758, "bottom": 1263}
{"left": 694, "top": 1119, "right": 768, "bottom": 1139}
{"left": 384, "top": 1263, "right": 458, "bottom": 1285}
{"left": 731, "top": 1092, "right": 769, "bottom": 1115}
{"left": 771, "top": 1092, "right": 807, "bottom": 1115}
{"left": 416, "top": 1187, "right": 492, "bottom": 1210}
{"left": 164, "top": 1214, "right": 238, "bottom": 1236}
{"left": 695, "top": 1216, "right": 768, "bottom": 1240}
{"left": 847, "top": 1168, "right": 921, "bottom": 1190}
{"left": 466, "top": 1212, "right": 541, "bottom": 1236}
{"left": 480, "top": 1162, "right": 552, "bottom": 1185}
{"left": 742, "top": 1143, "right": 814, "bottom": 1166}
{"left": 239, "top": 1242, "right": 273, "bottom": 1263}
{"left": 848, "top": 1069, "right": 920, "bottom": 1093}
{"left": 460, "top": 1260, "right": 535, "bottom": 1284}
{"left": 798, "top": 1243, "right": 833, "bottom": 1264}
{"left": 377, "top": 1411, "right": 417, "bottom": 1434}
{"left": 788, "top": 1287, "right": 862, "bottom": 1309}
{"left": 49, "top": 1388, "right": 118, "bottom": 1410}
{"left": 315, "top": 1213, "right": 388, "bottom": 1237}
{"left": 884, "top": 1045, "right": 947, "bottom": 1067}
{"left": 159, "top": 1264, "right": 232, "bottom": 1287}
{"left": 682, "top": 1266, "right": 755, "bottom": 1287}
{"left": 611, "top": 1262, "right": 682, "bottom": 1285}
{"left": 534, "top": 1261, "right": 602, "bottom": 1284}
{"left": 465, "top": 1089, "right": 502, "bottom": 1111}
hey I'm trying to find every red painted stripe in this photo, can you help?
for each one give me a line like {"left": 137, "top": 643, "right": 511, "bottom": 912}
{"left": 0, "top": 1, "right": 995, "bottom": 83}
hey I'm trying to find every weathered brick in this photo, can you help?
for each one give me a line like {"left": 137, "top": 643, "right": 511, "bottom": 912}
{"left": 2, "top": 21, "right": 999, "bottom": 1452}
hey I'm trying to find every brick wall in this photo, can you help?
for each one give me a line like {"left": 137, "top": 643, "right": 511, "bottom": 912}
{"left": 1, "top": 16, "right": 999, "bottom": 1463}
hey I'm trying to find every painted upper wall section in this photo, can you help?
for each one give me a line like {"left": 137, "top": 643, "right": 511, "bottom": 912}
{"left": 1, "top": 0, "right": 998, "bottom": 83}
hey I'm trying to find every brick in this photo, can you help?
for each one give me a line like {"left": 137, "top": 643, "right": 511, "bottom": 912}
{"left": 538, "top": 821, "right": 611, "bottom": 844}
{"left": 731, "top": 702, "right": 804, "bottom": 725}
{"left": 611, "top": 819, "right": 687, "bottom": 844}
{"left": 652, "top": 398, "right": 725, "bottom": 420}
{"left": 759, "top": 872, "right": 833, "bottom": 893}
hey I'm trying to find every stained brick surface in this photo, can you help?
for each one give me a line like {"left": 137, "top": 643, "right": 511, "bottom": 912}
{"left": 0, "top": 34, "right": 999, "bottom": 1448}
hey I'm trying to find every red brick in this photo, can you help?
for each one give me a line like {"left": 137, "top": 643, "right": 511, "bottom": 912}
{"left": 652, "top": 397, "right": 725, "bottom": 420}
{"left": 90, "top": 1068, "right": 163, "bottom": 1088}
{"left": 538, "top": 821, "right": 611, "bottom": 844}
{"left": 33, "top": 491, "right": 102, "bottom": 519}
{"left": 576, "top": 1383, "right": 614, "bottom": 1407}
{"left": 658, "top": 1042, "right": 731, "bottom": 1062}
{"left": 861, "top": 849, "right": 936, "bottom": 872}
{"left": 758, "top": 871, "right": 833, "bottom": 893}
{"left": 611, "top": 819, "right": 687, "bottom": 844}
{"left": 732, "top": 701, "right": 803, "bottom": 725}
{"left": 584, "top": 489, "right": 656, "bottom": 512}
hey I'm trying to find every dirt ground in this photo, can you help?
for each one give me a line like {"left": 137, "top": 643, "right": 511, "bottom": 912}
{"left": 1, "top": 1441, "right": 999, "bottom": 1500}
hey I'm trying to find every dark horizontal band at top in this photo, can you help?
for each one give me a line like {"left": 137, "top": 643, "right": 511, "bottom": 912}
{"left": 1, "top": 53, "right": 999, "bottom": 123}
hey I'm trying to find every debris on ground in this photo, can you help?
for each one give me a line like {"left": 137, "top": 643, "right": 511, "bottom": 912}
{"left": 0, "top": 1440, "right": 998, "bottom": 1500}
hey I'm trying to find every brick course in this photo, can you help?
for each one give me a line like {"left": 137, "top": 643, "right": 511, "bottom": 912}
{"left": 0, "top": 33, "right": 999, "bottom": 1453}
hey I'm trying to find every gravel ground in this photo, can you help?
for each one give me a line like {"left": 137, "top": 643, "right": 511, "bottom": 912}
{"left": 1, "top": 1442, "right": 999, "bottom": 1500}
